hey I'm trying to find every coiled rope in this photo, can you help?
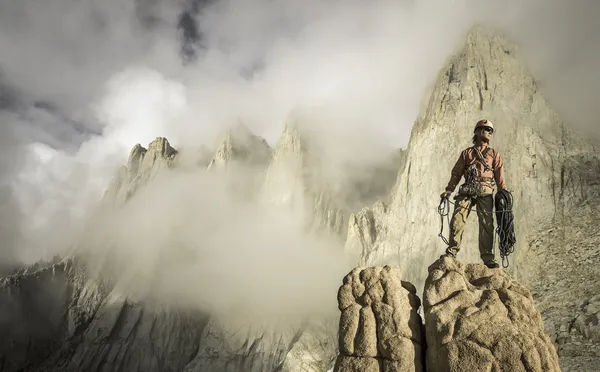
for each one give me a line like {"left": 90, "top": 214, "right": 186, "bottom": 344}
{"left": 494, "top": 189, "right": 516, "bottom": 268}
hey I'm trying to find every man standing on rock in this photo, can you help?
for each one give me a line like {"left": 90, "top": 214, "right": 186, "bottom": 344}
{"left": 440, "top": 119, "right": 509, "bottom": 269}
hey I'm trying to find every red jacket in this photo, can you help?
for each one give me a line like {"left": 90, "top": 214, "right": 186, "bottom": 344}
{"left": 445, "top": 144, "right": 507, "bottom": 193}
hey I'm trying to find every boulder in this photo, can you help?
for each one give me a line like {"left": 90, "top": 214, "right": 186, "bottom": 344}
{"left": 333, "top": 266, "right": 424, "bottom": 372}
{"left": 423, "top": 256, "right": 561, "bottom": 371}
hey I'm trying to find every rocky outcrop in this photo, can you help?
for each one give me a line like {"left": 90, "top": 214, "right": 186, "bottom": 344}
{"left": 102, "top": 137, "right": 178, "bottom": 206}
{"left": 423, "top": 256, "right": 560, "bottom": 372}
{"left": 330, "top": 261, "right": 561, "bottom": 372}
{"left": 333, "top": 266, "right": 424, "bottom": 372}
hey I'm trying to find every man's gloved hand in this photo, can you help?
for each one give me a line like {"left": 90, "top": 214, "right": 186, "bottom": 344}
{"left": 440, "top": 191, "right": 451, "bottom": 199}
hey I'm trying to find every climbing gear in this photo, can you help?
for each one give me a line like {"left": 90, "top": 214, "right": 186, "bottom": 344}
{"left": 457, "top": 146, "right": 496, "bottom": 197}
{"left": 494, "top": 189, "right": 516, "bottom": 268}
{"left": 473, "top": 146, "right": 492, "bottom": 172}
{"left": 458, "top": 164, "right": 483, "bottom": 197}
{"left": 437, "top": 190, "right": 516, "bottom": 268}
{"left": 474, "top": 119, "right": 494, "bottom": 133}
{"left": 438, "top": 196, "right": 452, "bottom": 245}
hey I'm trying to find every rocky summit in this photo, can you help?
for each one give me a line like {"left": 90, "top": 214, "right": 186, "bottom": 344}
{"left": 1, "top": 24, "right": 600, "bottom": 372}
{"left": 423, "top": 257, "right": 560, "bottom": 372}
{"left": 333, "top": 266, "right": 424, "bottom": 372}
{"left": 331, "top": 261, "right": 561, "bottom": 372}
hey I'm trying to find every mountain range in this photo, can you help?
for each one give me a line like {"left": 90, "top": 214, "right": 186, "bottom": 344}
{"left": 1, "top": 24, "right": 599, "bottom": 372}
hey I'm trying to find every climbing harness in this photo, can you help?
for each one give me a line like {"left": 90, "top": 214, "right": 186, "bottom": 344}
{"left": 494, "top": 189, "right": 516, "bottom": 268}
{"left": 458, "top": 164, "right": 483, "bottom": 197}
{"left": 457, "top": 146, "right": 495, "bottom": 198}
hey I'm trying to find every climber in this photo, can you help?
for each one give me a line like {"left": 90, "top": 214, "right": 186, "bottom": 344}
{"left": 439, "top": 119, "right": 510, "bottom": 269}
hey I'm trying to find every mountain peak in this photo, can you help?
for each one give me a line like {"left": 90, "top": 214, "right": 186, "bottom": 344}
{"left": 147, "top": 137, "right": 177, "bottom": 158}
{"left": 207, "top": 123, "right": 271, "bottom": 170}
{"left": 104, "top": 137, "right": 178, "bottom": 206}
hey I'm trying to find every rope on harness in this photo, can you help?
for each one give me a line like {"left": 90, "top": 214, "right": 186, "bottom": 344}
{"left": 495, "top": 189, "right": 516, "bottom": 268}
{"left": 438, "top": 197, "right": 451, "bottom": 245}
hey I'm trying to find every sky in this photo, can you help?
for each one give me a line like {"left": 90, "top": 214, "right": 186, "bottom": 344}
{"left": 0, "top": 0, "right": 599, "bottom": 313}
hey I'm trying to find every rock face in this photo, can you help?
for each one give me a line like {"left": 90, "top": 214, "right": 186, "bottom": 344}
{"left": 423, "top": 256, "right": 561, "bottom": 372}
{"left": 260, "top": 121, "right": 349, "bottom": 239}
{"left": 521, "top": 194, "right": 600, "bottom": 372}
{"left": 207, "top": 124, "right": 272, "bottom": 172}
{"left": 0, "top": 134, "right": 291, "bottom": 372}
{"left": 207, "top": 124, "right": 273, "bottom": 200}
{"left": 333, "top": 266, "right": 424, "bottom": 372}
{"left": 281, "top": 318, "right": 339, "bottom": 372}
{"left": 260, "top": 119, "right": 401, "bottom": 241}
{"left": 183, "top": 315, "right": 302, "bottom": 372}
{"left": 2, "top": 256, "right": 299, "bottom": 372}
{"left": 0, "top": 260, "right": 76, "bottom": 371}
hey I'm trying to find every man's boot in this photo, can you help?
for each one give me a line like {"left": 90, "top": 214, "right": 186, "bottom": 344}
{"left": 484, "top": 260, "right": 500, "bottom": 269}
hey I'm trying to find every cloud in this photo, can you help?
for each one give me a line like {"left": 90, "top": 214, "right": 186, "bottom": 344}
{"left": 81, "top": 168, "right": 354, "bottom": 317}
{"left": 499, "top": 0, "right": 600, "bottom": 134}
{"left": 0, "top": 0, "right": 183, "bottom": 113}
{"left": 0, "top": 0, "right": 599, "bottom": 314}
{"left": 0, "top": 117, "right": 25, "bottom": 270}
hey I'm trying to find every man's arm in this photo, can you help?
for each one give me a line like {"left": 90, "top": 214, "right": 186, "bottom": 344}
{"left": 445, "top": 150, "right": 466, "bottom": 193}
{"left": 493, "top": 150, "right": 508, "bottom": 190}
